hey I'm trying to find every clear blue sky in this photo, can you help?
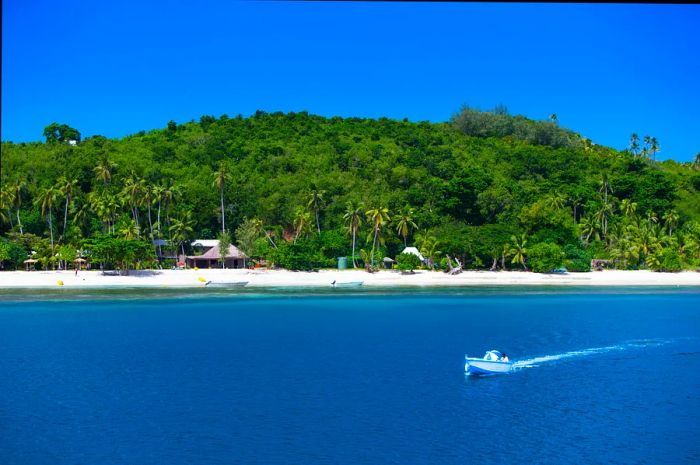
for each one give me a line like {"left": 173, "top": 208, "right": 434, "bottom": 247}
{"left": 2, "top": 1, "right": 699, "bottom": 161}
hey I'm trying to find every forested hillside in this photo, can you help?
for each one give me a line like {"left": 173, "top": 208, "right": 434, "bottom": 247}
{"left": 2, "top": 108, "right": 699, "bottom": 272}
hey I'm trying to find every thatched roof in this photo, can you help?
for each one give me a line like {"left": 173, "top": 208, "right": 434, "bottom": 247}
{"left": 187, "top": 244, "right": 246, "bottom": 260}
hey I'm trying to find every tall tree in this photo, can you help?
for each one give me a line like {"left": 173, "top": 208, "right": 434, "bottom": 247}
{"left": 169, "top": 212, "right": 194, "bottom": 261}
{"left": 34, "top": 186, "right": 58, "bottom": 254}
{"left": 213, "top": 163, "right": 229, "bottom": 233}
{"left": 629, "top": 133, "right": 640, "bottom": 158}
{"left": 650, "top": 137, "right": 660, "bottom": 162}
{"left": 307, "top": 187, "right": 326, "bottom": 234}
{"left": 642, "top": 135, "right": 651, "bottom": 160}
{"left": 394, "top": 205, "right": 419, "bottom": 247}
{"left": 365, "top": 206, "right": 390, "bottom": 268}
{"left": 343, "top": 201, "right": 364, "bottom": 268}
{"left": 56, "top": 176, "right": 78, "bottom": 238}
{"left": 662, "top": 210, "right": 679, "bottom": 237}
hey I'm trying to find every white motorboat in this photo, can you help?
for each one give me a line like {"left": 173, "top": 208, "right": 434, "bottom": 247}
{"left": 464, "top": 350, "right": 513, "bottom": 375}
{"left": 205, "top": 281, "right": 249, "bottom": 288}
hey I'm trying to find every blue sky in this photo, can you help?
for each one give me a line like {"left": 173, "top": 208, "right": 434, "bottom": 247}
{"left": 2, "top": 1, "right": 699, "bottom": 161}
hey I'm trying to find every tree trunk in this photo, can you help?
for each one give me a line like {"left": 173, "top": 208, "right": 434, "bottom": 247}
{"left": 147, "top": 203, "right": 153, "bottom": 239}
{"left": 490, "top": 257, "right": 498, "bottom": 271}
{"left": 63, "top": 196, "right": 70, "bottom": 237}
{"left": 48, "top": 210, "right": 54, "bottom": 254}
{"left": 220, "top": 189, "right": 225, "bottom": 233}
{"left": 17, "top": 209, "right": 23, "bottom": 234}
{"left": 316, "top": 210, "right": 320, "bottom": 234}
{"left": 156, "top": 201, "right": 162, "bottom": 260}
{"left": 351, "top": 229, "right": 357, "bottom": 268}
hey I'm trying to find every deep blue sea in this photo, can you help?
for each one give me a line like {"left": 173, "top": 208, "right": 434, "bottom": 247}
{"left": 1, "top": 287, "right": 699, "bottom": 464}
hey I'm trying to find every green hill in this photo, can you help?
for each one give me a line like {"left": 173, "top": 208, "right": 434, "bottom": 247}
{"left": 1, "top": 108, "right": 699, "bottom": 271}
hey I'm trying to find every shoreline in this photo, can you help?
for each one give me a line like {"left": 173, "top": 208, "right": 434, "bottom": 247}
{"left": 1, "top": 269, "right": 699, "bottom": 289}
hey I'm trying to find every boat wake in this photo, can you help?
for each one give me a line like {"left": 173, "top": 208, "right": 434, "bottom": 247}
{"left": 512, "top": 338, "right": 671, "bottom": 370}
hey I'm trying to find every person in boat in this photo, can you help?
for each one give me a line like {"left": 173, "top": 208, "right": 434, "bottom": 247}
{"left": 501, "top": 353, "right": 509, "bottom": 362}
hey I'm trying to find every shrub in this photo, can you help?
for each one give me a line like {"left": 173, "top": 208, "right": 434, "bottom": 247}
{"left": 648, "top": 249, "right": 683, "bottom": 272}
{"left": 528, "top": 242, "right": 564, "bottom": 273}
{"left": 563, "top": 244, "right": 591, "bottom": 272}
{"left": 396, "top": 252, "right": 421, "bottom": 272}
{"left": 0, "top": 238, "right": 27, "bottom": 270}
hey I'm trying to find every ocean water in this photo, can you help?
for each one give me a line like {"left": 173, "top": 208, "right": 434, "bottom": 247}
{"left": 1, "top": 288, "right": 699, "bottom": 464}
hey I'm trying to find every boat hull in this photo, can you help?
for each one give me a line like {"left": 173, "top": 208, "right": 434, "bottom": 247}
{"left": 331, "top": 281, "right": 364, "bottom": 288}
{"left": 464, "top": 358, "right": 513, "bottom": 375}
{"left": 205, "top": 281, "right": 248, "bottom": 288}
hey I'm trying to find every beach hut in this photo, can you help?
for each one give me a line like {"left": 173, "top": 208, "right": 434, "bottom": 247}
{"left": 24, "top": 258, "right": 38, "bottom": 271}
{"left": 186, "top": 244, "right": 247, "bottom": 269}
{"left": 383, "top": 257, "right": 396, "bottom": 269}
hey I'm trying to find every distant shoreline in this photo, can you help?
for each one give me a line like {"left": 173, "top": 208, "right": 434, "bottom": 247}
{"left": 1, "top": 269, "right": 699, "bottom": 289}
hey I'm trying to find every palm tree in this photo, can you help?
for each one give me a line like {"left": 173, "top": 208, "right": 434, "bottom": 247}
{"left": 293, "top": 207, "right": 311, "bottom": 243}
{"left": 343, "top": 201, "right": 364, "bottom": 268}
{"left": 642, "top": 135, "right": 651, "bottom": 160}
{"left": 365, "top": 206, "right": 390, "bottom": 268}
{"left": 34, "top": 186, "right": 58, "bottom": 254}
{"left": 306, "top": 187, "right": 326, "bottom": 234}
{"left": 620, "top": 199, "right": 637, "bottom": 219}
{"left": 121, "top": 175, "right": 143, "bottom": 231}
{"left": 56, "top": 176, "right": 78, "bottom": 238}
{"left": 549, "top": 113, "right": 558, "bottom": 125}
{"left": 169, "top": 212, "right": 194, "bottom": 261}
{"left": 93, "top": 156, "right": 116, "bottom": 186}
{"left": 646, "top": 210, "right": 658, "bottom": 226}
{"left": 213, "top": 163, "right": 229, "bottom": 233}
{"left": 510, "top": 234, "right": 528, "bottom": 271}
{"left": 569, "top": 195, "right": 584, "bottom": 224}
{"left": 500, "top": 244, "right": 511, "bottom": 270}
{"left": 629, "top": 133, "right": 640, "bottom": 158}
{"left": 0, "top": 186, "right": 14, "bottom": 228}
{"left": 162, "top": 182, "right": 179, "bottom": 241}
{"left": 650, "top": 137, "right": 660, "bottom": 162}
{"left": 416, "top": 234, "right": 440, "bottom": 268}
{"left": 579, "top": 214, "right": 600, "bottom": 244}
{"left": 662, "top": 210, "right": 679, "bottom": 237}
{"left": 141, "top": 180, "right": 154, "bottom": 239}
{"left": 252, "top": 217, "right": 277, "bottom": 249}
{"left": 545, "top": 193, "right": 566, "bottom": 211}
{"left": 151, "top": 183, "right": 165, "bottom": 258}
{"left": 393, "top": 205, "right": 418, "bottom": 247}
{"left": 72, "top": 199, "right": 90, "bottom": 234}
{"left": 595, "top": 202, "right": 614, "bottom": 239}
{"left": 118, "top": 220, "right": 140, "bottom": 240}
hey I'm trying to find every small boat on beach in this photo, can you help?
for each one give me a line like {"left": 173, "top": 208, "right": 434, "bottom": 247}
{"left": 464, "top": 350, "right": 513, "bottom": 375}
{"left": 205, "top": 281, "right": 249, "bottom": 288}
{"left": 331, "top": 280, "right": 364, "bottom": 288}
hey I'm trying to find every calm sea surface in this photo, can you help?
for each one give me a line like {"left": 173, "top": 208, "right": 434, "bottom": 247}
{"left": 1, "top": 288, "right": 699, "bottom": 464}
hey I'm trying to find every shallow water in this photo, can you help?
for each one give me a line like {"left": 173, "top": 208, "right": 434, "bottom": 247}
{"left": 1, "top": 289, "right": 699, "bottom": 464}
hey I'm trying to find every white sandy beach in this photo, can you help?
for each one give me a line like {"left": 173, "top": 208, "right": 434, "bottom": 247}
{"left": 0, "top": 268, "right": 699, "bottom": 289}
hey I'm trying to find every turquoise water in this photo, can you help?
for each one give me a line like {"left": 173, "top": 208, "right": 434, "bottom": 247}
{"left": 1, "top": 288, "right": 699, "bottom": 464}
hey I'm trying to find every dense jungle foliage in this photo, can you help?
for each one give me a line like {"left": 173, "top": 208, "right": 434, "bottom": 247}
{"left": 1, "top": 107, "right": 699, "bottom": 272}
